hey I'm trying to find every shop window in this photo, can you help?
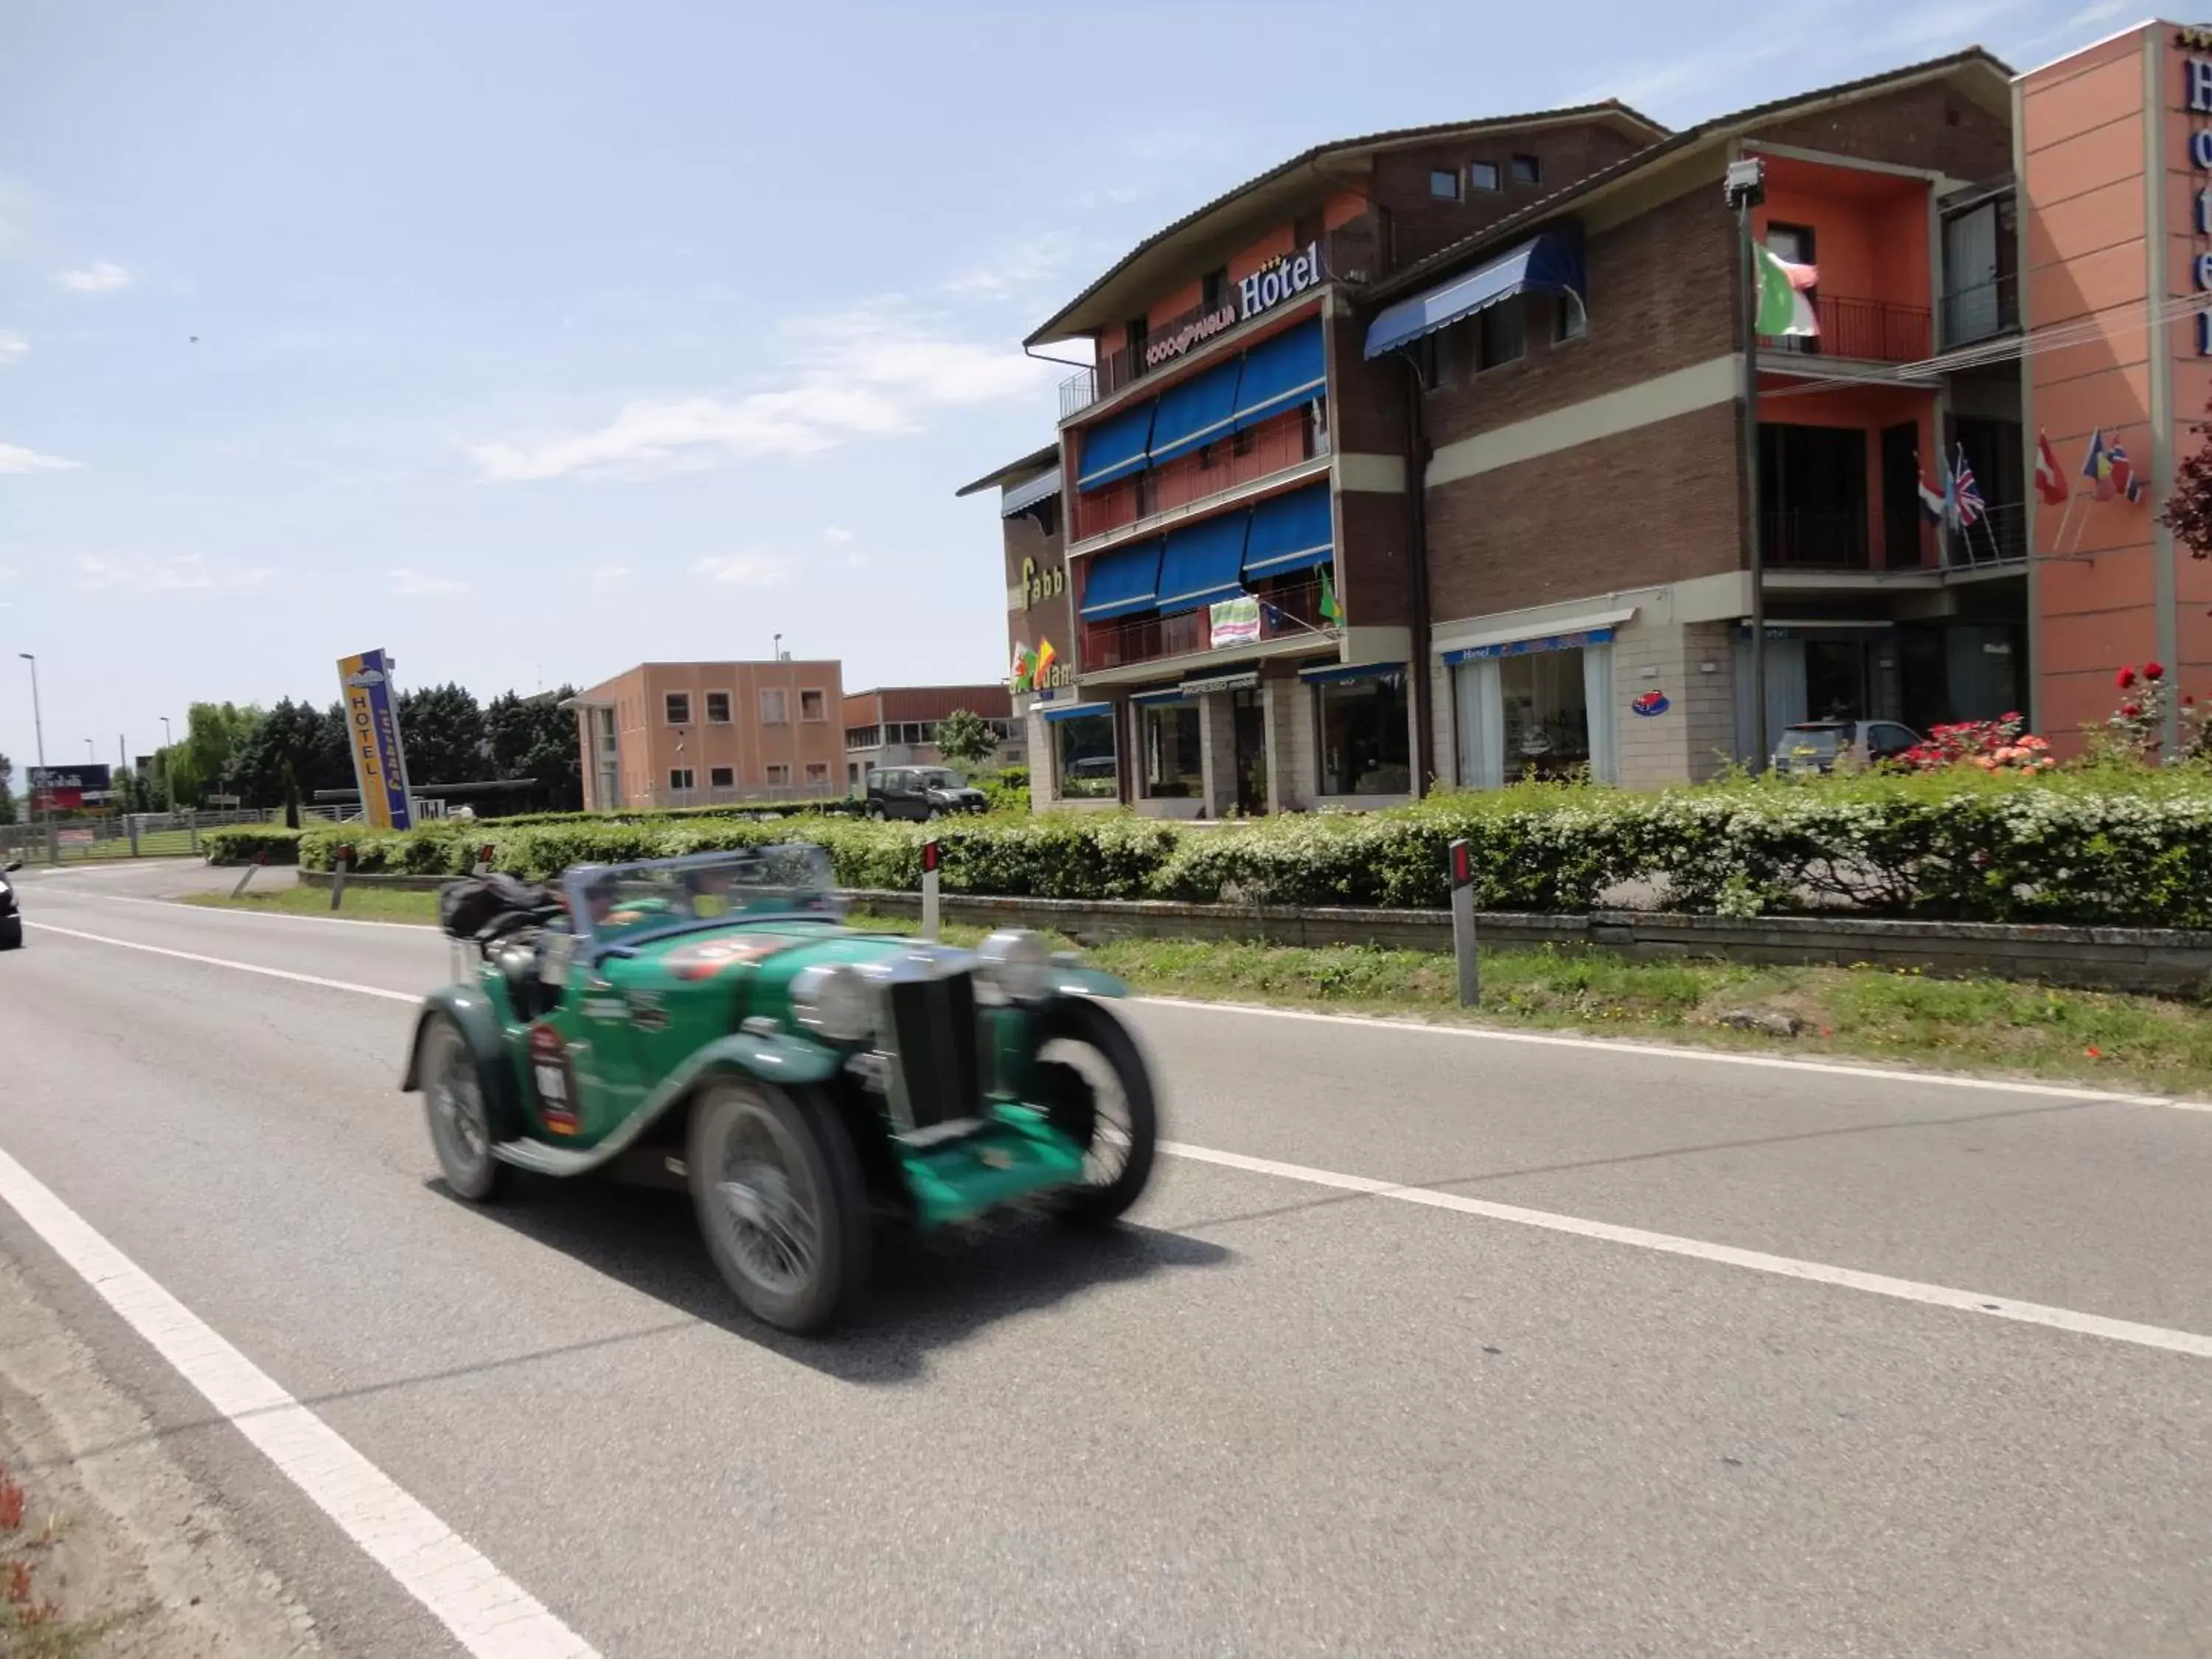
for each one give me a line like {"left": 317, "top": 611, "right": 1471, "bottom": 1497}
{"left": 1141, "top": 703, "right": 1202, "bottom": 799}
{"left": 1510, "top": 153, "right": 1541, "bottom": 186}
{"left": 1430, "top": 169, "right": 1461, "bottom": 201}
{"left": 1054, "top": 713, "right": 1118, "bottom": 799}
{"left": 664, "top": 692, "right": 692, "bottom": 726}
{"left": 800, "top": 689, "right": 827, "bottom": 722}
{"left": 1315, "top": 672, "right": 1411, "bottom": 797}
{"left": 668, "top": 768, "right": 695, "bottom": 793}
{"left": 1468, "top": 160, "right": 1501, "bottom": 193}
{"left": 760, "top": 687, "right": 789, "bottom": 724}
{"left": 709, "top": 765, "right": 734, "bottom": 788}
{"left": 1500, "top": 651, "right": 1592, "bottom": 778}
{"left": 765, "top": 763, "right": 790, "bottom": 787}
{"left": 704, "top": 691, "right": 731, "bottom": 724}
{"left": 1476, "top": 301, "right": 1525, "bottom": 370}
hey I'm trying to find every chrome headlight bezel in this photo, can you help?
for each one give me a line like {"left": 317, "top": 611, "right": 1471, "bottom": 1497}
{"left": 790, "top": 962, "right": 872, "bottom": 1043}
{"left": 977, "top": 928, "right": 1052, "bottom": 1002}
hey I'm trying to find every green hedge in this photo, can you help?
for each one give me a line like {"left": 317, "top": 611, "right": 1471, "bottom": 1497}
{"left": 202, "top": 826, "right": 305, "bottom": 866}
{"left": 290, "top": 770, "right": 2212, "bottom": 929}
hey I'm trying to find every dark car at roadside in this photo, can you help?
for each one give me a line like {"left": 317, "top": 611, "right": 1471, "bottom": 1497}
{"left": 864, "top": 767, "right": 988, "bottom": 821}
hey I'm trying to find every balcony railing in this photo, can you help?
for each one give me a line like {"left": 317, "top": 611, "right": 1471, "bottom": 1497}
{"left": 1761, "top": 294, "right": 1933, "bottom": 364}
{"left": 1080, "top": 576, "right": 1331, "bottom": 673}
{"left": 1057, "top": 223, "right": 1382, "bottom": 420}
{"left": 1947, "top": 501, "right": 2027, "bottom": 568}
{"left": 1070, "top": 405, "right": 1321, "bottom": 543}
{"left": 1762, "top": 507, "right": 1869, "bottom": 570}
{"left": 1938, "top": 274, "right": 2020, "bottom": 350}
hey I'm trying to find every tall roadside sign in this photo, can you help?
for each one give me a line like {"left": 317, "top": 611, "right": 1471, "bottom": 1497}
{"left": 337, "top": 648, "right": 416, "bottom": 830}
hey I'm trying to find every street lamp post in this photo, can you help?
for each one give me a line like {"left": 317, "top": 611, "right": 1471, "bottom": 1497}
{"left": 19, "top": 654, "right": 47, "bottom": 861}
{"left": 1725, "top": 156, "right": 1771, "bottom": 772}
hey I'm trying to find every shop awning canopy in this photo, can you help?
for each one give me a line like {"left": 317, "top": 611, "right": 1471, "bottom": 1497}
{"left": 1241, "top": 482, "right": 1335, "bottom": 579}
{"left": 999, "top": 467, "right": 1062, "bottom": 518}
{"left": 1146, "top": 356, "right": 1245, "bottom": 467}
{"left": 1363, "top": 230, "right": 1586, "bottom": 359}
{"left": 1077, "top": 540, "right": 1164, "bottom": 620}
{"left": 1231, "top": 319, "right": 1326, "bottom": 431}
{"left": 1074, "top": 401, "right": 1156, "bottom": 493}
{"left": 1155, "top": 512, "right": 1251, "bottom": 615}
{"left": 1300, "top": 660, "right": 1405, "bottom": 686}
{"left": 1040, "top": 700, "right": 1112, "bottom": 723}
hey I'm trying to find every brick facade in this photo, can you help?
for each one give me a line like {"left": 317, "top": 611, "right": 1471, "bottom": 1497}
{"left": 1371, "top": 125, "right": 1653, "bottom": 271}
{"left": 1002, "top": 498, "right": 1073, "bottom": 687}
{"left": 1746, "top": 81, "right": 2012, "bottom": 182}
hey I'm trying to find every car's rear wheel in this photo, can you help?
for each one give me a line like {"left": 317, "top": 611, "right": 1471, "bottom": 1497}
{"left": 1028, "top": 999, "right": 1158, "bottom": 1228}
{"left": 689, "top": 1080, "right": 870, "bottom": 1333}
{"left": 868, "top": 806, "right": 886, "bottom": 822}
{"left": 420, "top": 1013, "right": 507, "bottom": 1202}
{"left": 0, "top": 915, "right": 22, "bottom": 951}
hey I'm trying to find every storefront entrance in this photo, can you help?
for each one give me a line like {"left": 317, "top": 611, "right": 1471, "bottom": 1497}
{"left": 1234, "top": 688, "right": 1268, "bottom": 814}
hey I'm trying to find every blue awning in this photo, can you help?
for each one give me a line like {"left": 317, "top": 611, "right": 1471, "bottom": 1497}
{"left": 1129, "top": 687, "right": 1188, "bottom": 707}
{"left": 1077, "top": 540, "right": 1163, "bottom": 620}
{"left": 1074, "top": 401, "right": 1156, "bottom": 493}
{"left": 1000, "top": 467, "right": 1062, "bottom": 518}
{"left": 1363, "top": 229, "right": 1587, "bottom": 359}
{"left": 1147, "top": 356, "right": 1245, "bottom": 467}
{"left": 1242, "top": 484, "right": 1334, "bottom": 579}
{"left": 1231, "top": 319, "right": 1326, "bottom": 431}
{"left": 1443, "top": 627, "right": 1614, "bottom": 665}
{"left": 1155, "top": 512, "right": 1251, "bottom": 615}
{"left": 1300, "top": 660, "right": 1405, "bottom": 686}
{"left": 1040, "top": 701, "right": 1112, "bottom": 723}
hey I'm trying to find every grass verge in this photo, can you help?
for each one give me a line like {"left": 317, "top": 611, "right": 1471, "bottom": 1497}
{"left": 178, "top": 886, "right": 2212, "bottom": 1098}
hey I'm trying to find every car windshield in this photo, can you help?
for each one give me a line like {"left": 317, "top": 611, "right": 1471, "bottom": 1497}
{"left": 567, "top": 846, "right": 838, "bottom": 947}
{"left": 1780, "top": 727, "right": 1846, "bottom": 756}
{"left": 918, "top": 768, "right": 967, "bottom": 789}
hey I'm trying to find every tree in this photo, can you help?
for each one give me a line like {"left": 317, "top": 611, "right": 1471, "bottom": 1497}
{"left": 486, "top": 686, "right": 582, "bottom": 813}
{"left": 2162, "top": 393, "right": 2212, "bottom": 563}
{"left": 933, "top": 709, "right": 999, "bottom": 771}
{"left": 395, "top": 682, "right": 486, "bottom": 788}
{"left": 164, "top": 703, "right": 261, "bottom": 808}
{"left": 0, "top": 751, "right": 14, "bottom": 826}
{"left": 229, "top": 698, "right": 329, "bottom": 824}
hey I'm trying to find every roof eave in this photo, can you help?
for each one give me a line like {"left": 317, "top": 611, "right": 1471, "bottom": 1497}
{"left": 953, "top": 441, "right": 1060, "bottom": 499}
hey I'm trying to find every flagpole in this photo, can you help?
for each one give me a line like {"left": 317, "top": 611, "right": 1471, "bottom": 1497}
{"left": 1727, "top": 157, "right": 1770, "bottom": 771}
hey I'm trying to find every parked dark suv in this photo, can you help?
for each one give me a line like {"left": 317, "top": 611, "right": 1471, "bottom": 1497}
{"left": 1, "top": 859, "right": 23, "bottom": 950}
{"left": 865, "top": 767, "right": 987, "bottom": 821}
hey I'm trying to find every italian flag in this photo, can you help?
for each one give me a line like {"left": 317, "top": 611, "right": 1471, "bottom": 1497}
{"left": 1753, "top": 243, "right": 1819, "bottom": 337}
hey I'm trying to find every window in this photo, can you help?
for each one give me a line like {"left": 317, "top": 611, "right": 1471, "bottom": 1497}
{"left": 1141, "top": 703, "right": 1202, "bottom": 798}
{"left": 704, "top": 691, "right": 731, "bottom": 724}
{"left": 1201, "top": 266, "right": 1229, "bottom": 311}
{"left": 1315, "top": 672, "right": 1411, "bottom": 797}
{"left": 664, "top": 692, "right": 692, "bottom": 726}
{"left": 1417, "top": 329, "right": 1455, "bottom": 389}
{"left": 1554, "top": 294, "right": 1587, "bottom": 343}
{"left": 667, "top": 767, "right": 695, "bottom": 793}
{"left": 759, "top": 687, "right": 789, "bottom": 723}
{"left": 1476, "top": 300, "right": 1525, "bottom": 369}
{"left": 1509, "top": 153, "right": 1541, "bottom": 186}
{"left": 1054, "top": 713, "right": 1117, "bottom": 799}
{"left": 709, "top": 765, "right": 734, "bottom": 788}
{"left": 1468, "top": 160, "right": 1501, "bottom": 193}
{"left": 799, "top": 689, "right": 826, "bottom": 722}
{"left": 1501, "top": 651, "right": 1591, "bottom": 779}
{"left": 765, "top": 763, "right": 790, "bottom": 787}
{"left": 1429, "top": 169, "right": 1461, "bottom": 201}
{"left": 804, "top": 762, "right": 830, "bottom": 787}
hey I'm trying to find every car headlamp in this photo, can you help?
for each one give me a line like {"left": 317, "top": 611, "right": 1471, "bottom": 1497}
{"left": 790, "top": 963, "right": 872, "bottom": 1043}
{"left": 978, "top": 929, "right": 1052, "bottom": 1001}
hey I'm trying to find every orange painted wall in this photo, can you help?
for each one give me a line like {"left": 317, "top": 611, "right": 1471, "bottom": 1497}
{"left": 578, "top": 661, "right": 845, "bottom": 802}
{"left": 1753, "top": 173, "right": 1930, "bottom": 311}
{"left": 1758, "top": 382, "right": 1941, "bottom": 568}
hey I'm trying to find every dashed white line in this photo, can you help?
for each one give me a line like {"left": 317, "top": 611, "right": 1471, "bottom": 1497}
{"left": 0, "top": 1146, "right": 599, "bottom": 1658}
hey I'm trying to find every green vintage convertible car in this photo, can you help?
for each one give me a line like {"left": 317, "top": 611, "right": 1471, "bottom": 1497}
{"left": 400, "top": 847, "right": 1158, "bottom": 1332}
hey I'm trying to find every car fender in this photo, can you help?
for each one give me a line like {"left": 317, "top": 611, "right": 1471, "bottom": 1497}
{"left": 400, "top": 983, "right": 512, "bottom": 1096}
{"left": 627, "top": 1028, "right": 846, "bottom": 1130}
{"left": 1048, "top": 964, "right": 1127, "bottom": 1000}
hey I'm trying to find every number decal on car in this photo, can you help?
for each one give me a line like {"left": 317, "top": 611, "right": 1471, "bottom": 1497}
{"left": 526, "top": 1022, "right": 580, "bottom": 1135}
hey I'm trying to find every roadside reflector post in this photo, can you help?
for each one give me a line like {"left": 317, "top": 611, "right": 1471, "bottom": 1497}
{"left": 128, "top": 815, "right": 141, "bottom": 858}
{"left": 187, "top": 810, "right": 200, "bottom": 858}
{"left": 921, "top": 837, "right": 941, "bottom": 941}
{"left": 330, "top": 845, "right": 353, "bottom": 912}
{"left": 232, "top": 851, "right": 266, "bottom": 899}
{"left": 1448, "top": 837, "right": 1479, "bottom": 1007}
{"left": 473, "top": 843, "right": 495, "bottom": 877}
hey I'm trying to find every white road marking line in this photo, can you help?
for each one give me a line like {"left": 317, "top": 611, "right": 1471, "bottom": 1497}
{"left": 29, "top": 917, "right": 2212, "bottom": 1357}
{"left": 1161, "top": 1141, "right": 2212, "bottom": 1360}
{"left": 0, "top": 1146, "right": 600, "bottom": 1658}
{"left": 26, "top": 923, "right": 419, "bottom": 1003}
{"left": 1138, "top": 995, "right": 2211, "bottom": 1113}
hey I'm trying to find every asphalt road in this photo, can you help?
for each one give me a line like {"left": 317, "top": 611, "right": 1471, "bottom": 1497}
{"left": 2, "top": 860, "right": 2209, "bottom": 1658}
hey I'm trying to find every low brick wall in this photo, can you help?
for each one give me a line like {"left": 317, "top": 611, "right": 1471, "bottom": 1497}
{"left": 290, "top": 870, "right": 2212, "bottom": 995}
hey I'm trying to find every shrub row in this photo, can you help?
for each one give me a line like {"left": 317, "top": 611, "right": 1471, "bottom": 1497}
{"left": 202, "top": 825, "right": 305, "bottom": 866}
{"left": 279, "top": 769, "right": 2212, "bottom": 929}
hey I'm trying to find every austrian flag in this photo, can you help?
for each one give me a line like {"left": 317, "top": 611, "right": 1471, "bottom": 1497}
{"left": 1753, "top": 243, "right": 1819, "bottom": 337}
{"left": 2034, "top": 428, "right": 2069, "bottom": 506}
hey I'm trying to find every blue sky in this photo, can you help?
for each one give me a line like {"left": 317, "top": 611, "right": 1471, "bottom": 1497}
{"left": 0, "top": 0, "right": 2126, "bottom": 781}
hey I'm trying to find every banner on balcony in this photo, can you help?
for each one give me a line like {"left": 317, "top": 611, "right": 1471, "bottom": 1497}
{"left": 1753, "top": 244, "right": 1819, "bottom": 337}
{"left": 1209, "top": 594, "right": 1261, "bottom": 650}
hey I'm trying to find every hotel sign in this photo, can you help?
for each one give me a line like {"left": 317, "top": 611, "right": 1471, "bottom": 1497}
{"left": 2186, "top": 32, "right": 2212, "bottom": 352}
{"left": 1141, "top": 240, "right": 1327, "bottom": 369}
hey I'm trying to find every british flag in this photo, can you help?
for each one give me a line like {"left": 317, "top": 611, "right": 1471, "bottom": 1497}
{"left": 1952, "top": 445, "right": 1986, "bottom": 528}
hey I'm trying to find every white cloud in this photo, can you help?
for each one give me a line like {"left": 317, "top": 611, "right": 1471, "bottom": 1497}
{"left": 392, "top": 567, "right": 469, "bottom": 597}
{"left": 693, "top": 553, "right": 791, "bottom": 588}
{"left": 823, "top": 525, "right": 855, "bottom": 544}
{"left": 590, "top": 563, "right": 633, "bottom": 592}
{"left": 74, "top": 553, "right": 268, "bottom": 592}
{"left": 56, "top": 260, "right": 131, "bottom": 293}
{"left": 0, "top": 441, "right": 81, "bottom": 473}
{"left": 0, "top": 333, "right": 26, "bottom": 367}
{"left": 945, "top": 231, "right": 1077, "bottom": 299}
{"left": 467, "top": 299, "right": 1057, "bottom": 484}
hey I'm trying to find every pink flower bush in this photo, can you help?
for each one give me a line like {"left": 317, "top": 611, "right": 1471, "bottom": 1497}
{"left": 1896, "top": 713, "right": 2053, "bottom": 773}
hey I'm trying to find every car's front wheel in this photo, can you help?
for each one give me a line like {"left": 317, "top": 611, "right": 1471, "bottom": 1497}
{"left": 420, "top": 1013, "right": 507, "bottom": 1202}
{"left": 868, "top": 805, "right": 887, "bottom": 822}
{"left": 689, "top": 1080, "right": 870, "bottom": 1333}
{"left": 0, "top": 915, "right": 22, "bottom": 950}
{"left": 1027, "top": 999, "right": 1158, "bottom": 1228}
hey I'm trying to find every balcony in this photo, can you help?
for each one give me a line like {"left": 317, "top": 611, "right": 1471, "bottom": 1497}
{"left": 1080, "top": 575, "right": 1331, "bottom": 673}
{"left": 1070, "top": 406, "right": 1321, "bottom": 544}
{"left": 1057, "top": 223, "right": 1381, "bottom": 420}
{"left": 1947, "top": 501, "right": 2027, "bottom": 568}
{"left": 1761, "top": 294, "right": 1932, "bottom": 364}
{"left": 1938, "top": 274, "right": 2020, "bottom": 351}
{"left": 1762, "top": 507, "right": 1869, "bottom": 570}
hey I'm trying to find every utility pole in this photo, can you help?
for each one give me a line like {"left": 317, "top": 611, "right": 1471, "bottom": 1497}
{"left": 1726, "top": 155, "right": 1771, "bottom": 771}
{"left": 19, "top": 654, "right": 46, "bottom": 859}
